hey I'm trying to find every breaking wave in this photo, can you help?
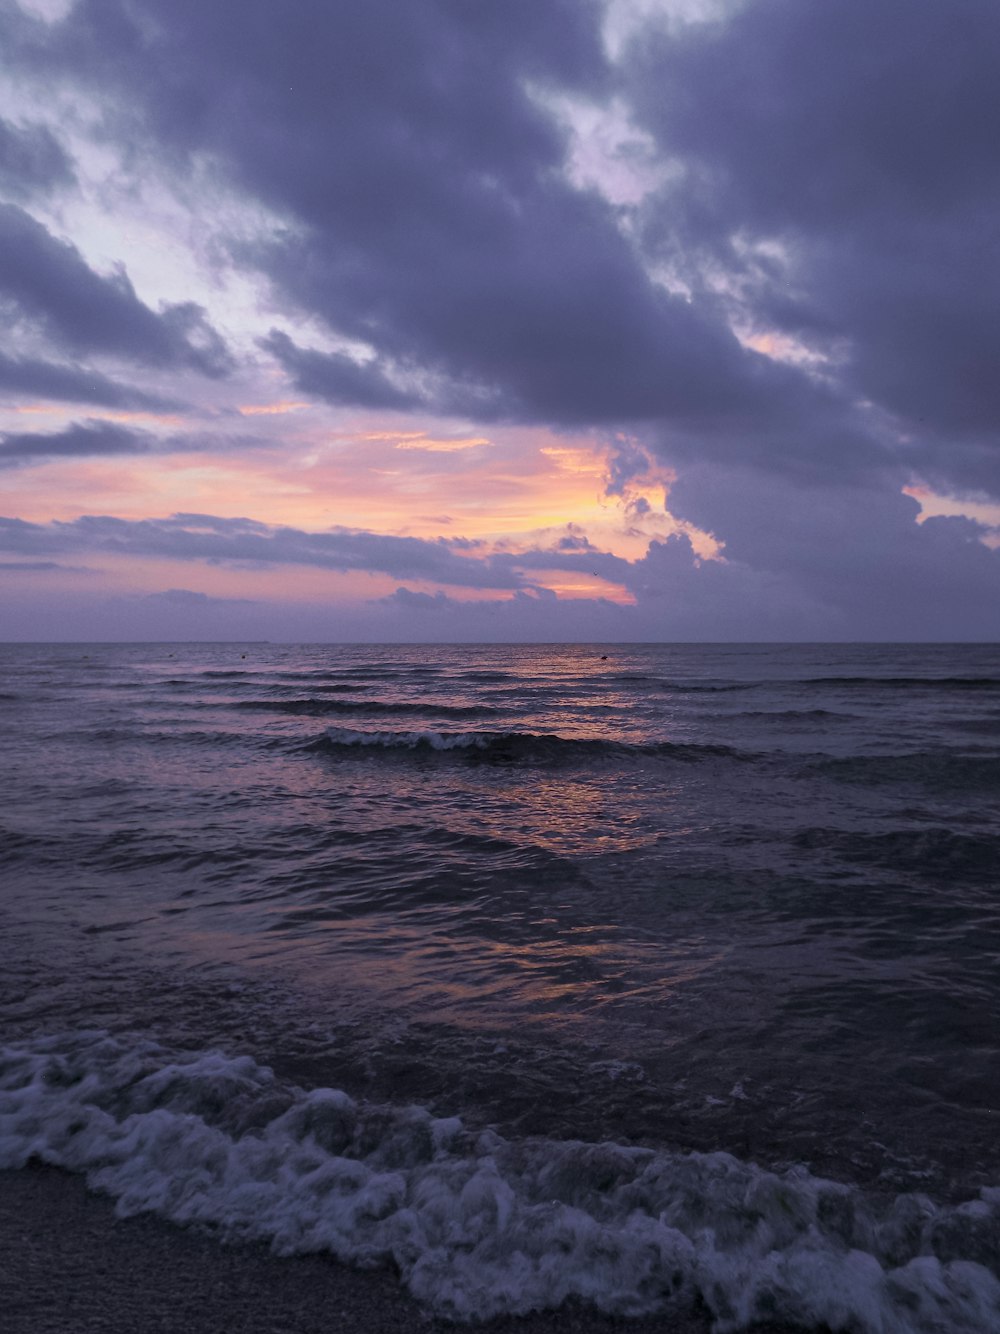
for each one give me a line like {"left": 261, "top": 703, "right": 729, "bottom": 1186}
{"left": 304, "top": 728, "right": 746, "bottom": 765}
{"left": 801, "top": 677, "right": 1000, "bottom": 691}
{"left": 235, "top": 697, "right": 499, "bottom": 720}
{"left": 2, "top": 1033, "right": 998, "bottom": 1331}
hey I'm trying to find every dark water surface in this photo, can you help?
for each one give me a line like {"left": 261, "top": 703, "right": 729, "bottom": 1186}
{"left": 2, "top": 642, "right": 999, "bottom": 1329}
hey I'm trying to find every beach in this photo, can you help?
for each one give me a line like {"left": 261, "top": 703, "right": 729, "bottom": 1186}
{"left": 2, "top": 1166, "right": 754, "bottom": 1334}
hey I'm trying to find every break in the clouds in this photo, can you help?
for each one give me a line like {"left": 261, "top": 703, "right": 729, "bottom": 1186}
{"left": 0, "top": 204, "right": 233, "bottom": 376}
{"left": 1, "top": 0, "right": 998, "bottom": 639}
{"left": 0, "top": 505, "right": 995, "bottom": 642}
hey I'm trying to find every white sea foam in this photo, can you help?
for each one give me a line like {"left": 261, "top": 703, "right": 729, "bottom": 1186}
{"left": 2, "top": 1033, "right": 999, "bottom": 1331}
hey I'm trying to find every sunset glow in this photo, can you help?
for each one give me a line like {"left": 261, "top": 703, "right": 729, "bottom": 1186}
{"left": 1, "top": 0, "right": 997, "bottom": 640}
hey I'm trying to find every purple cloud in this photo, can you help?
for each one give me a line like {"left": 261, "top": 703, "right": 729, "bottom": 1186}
{"left": 0, "top": 418, "right": 154, "bottom": 466}
{"left": 0, "top": 115, "right": 74, "bottom": 198}
{"left": 0, "top": 204, "right": 232, "bottom": 377}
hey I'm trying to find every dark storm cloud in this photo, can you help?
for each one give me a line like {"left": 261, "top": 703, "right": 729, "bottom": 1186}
{"left": 663, "top": 462, "right": 1000, "bottom": 639}
{"left": 0, "top": 204, "right": 233, "bottom": 377}
{"left": 261, "top": 331, "right": 420, "bottom": 413}
{"left": 0, "top": 350, "right": 180, "bottom": 410}
{"left": 0, "top": 418, "right": 152, "bottom": 466}
{"left": 3, "top": 0, "right": 872, "bottom": 462}
{"left": 0, "top": 115, "right": 74, "bottom": 198}
{"left": 626, "top": 0, "right": 1000, "bottom": 499}
{"left": 4, "top": 0, "right": 998, "bottom": 501}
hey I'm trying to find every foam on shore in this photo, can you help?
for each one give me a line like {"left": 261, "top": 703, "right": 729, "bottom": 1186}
{"left": 2, "top": 1033, "right": 999, "bottom": 1331}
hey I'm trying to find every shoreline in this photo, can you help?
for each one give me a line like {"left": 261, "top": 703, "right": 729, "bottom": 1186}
{"left": 0, "top": 1165, "right": 816, "bottom": 1334}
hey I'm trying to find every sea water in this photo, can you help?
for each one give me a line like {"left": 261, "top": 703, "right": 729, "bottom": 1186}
{"left": 1, "top": 642, "right": 998, "bottom": 1330}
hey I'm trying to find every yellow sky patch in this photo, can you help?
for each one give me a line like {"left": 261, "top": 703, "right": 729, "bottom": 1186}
{"left": 1, "top": 418, "right": 722, "bottom": 597}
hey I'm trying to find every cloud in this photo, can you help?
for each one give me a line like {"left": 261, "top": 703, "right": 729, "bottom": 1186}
{"left": 1, "top": 503, "right": 997, "bottom": 640}
{"left": 0, "top": 417, "right": 153, "bottom": 466}
{"left": 0, "top": 350, "right": 181, "bottom": 410}
{"left": 663, "top": 463, "right": 1000, "bottom": 639}
{"left": 1, "top": 0, "right": 997, "bottom": 639}
{"left": 0, "top": 511, "right": 536, "bottom": 589}
{"left": 0, "top": 115, "right": 74, "bottom": 198}
{"left": 6, "top": 0, "right": 872, "bottom": 463}
{"left": 0, "top": 507, "right": 634, "bottom": 596}
{"left": 0, "top": 559, "right": 91, "bottom": 572}
{"left": 625, "top": 0, "right": 1000, "bottom": 499}
{"left": 393, "top": 436, "right": 491, "bottom": 454}
{"left": 380, "top": 587, "right": 455, "bottom": 614}
{"left": 236, "top": 401, "right": 309, "bottom": 417}
{"left": 261, "top": 330, "right": 419, "bottom": 412}
{"left": 0, "top": 419, "right": 274, "bottom": 469}
{"left": 0, "top": 203, "right": 233, "bottom": 376}
{"left": 3, "top": 0, "right": 997, "bottom": 507}
{"left": 146, "top": 588, "right": 258, "bottom": 607}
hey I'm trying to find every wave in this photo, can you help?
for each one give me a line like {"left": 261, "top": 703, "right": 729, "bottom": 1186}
{"left": 611, "top": 675, "right": 999, "bottom": 696}
{"left": 598, "top": 674, "right": 748, "bottom": 691}
{"left": 236, "top": 697, "right": 499, "bottom": 720}
{"left": 0, "top": 826, "right": 56, "bottom": 863}
{"left": 947, "top": 716, "right": 1000, "bottom": 735}
{"left": 451, "top": 671, "right": 517, "bottom": 683}
{"left": 52, "top": 727, "right": 251, "bottom": 752}
{"left": 814, "top": 752, "right": 1000, "bottom": 792}
{"left": 304, "top": 727, "right": 746, "bottom": 764}
{"left": 733, "top": 708, "right": 848, "bottom": 721}
{"left": 793, "top": 826, "right": 1000, "bottom": 880}
{"left": 656, "top": 681, "right": 758, "bottom": 693}
{"left": 2, "top": 1033, "right": 998, "bottom": 1331}
{"left": 259, "top": 672, "right": 418, "bottom": 689}
{"left": 802, "top": 676, "right": 1000, "bottom": 691}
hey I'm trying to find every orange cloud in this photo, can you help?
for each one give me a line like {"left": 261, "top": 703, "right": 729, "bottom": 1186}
{"left": 539, "top": 444, "right": 606, "bottom": 477}
{"left": 903, "top": 484, "right": 1000, "bottom": 546}
{"left": 336, "top": 429, "right": 492, "bottom": 451}
{"left": 237, "top": 401, "right": 311, "bottom": 416}
{"left": 9, "top": 405, "right": 184, "bottom": 426}
{"left": 3, "top": 414, "right": 725, "bottom": 598}
{"left": 394, "top": 435, "right": 491, "bottom": 452}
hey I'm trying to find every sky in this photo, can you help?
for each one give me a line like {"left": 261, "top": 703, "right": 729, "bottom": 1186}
{"left": 1, "top": 0, "right": 999, "bottom": 642}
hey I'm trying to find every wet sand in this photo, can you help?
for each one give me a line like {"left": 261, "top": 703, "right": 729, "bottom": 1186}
{"left": 1, "top": 1165, "right": 720, "bottom": 1334}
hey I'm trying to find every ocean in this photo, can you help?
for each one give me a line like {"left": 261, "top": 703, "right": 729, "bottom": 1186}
{"left": 1, "top": 641, "right": 999, "bottom": 1331}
